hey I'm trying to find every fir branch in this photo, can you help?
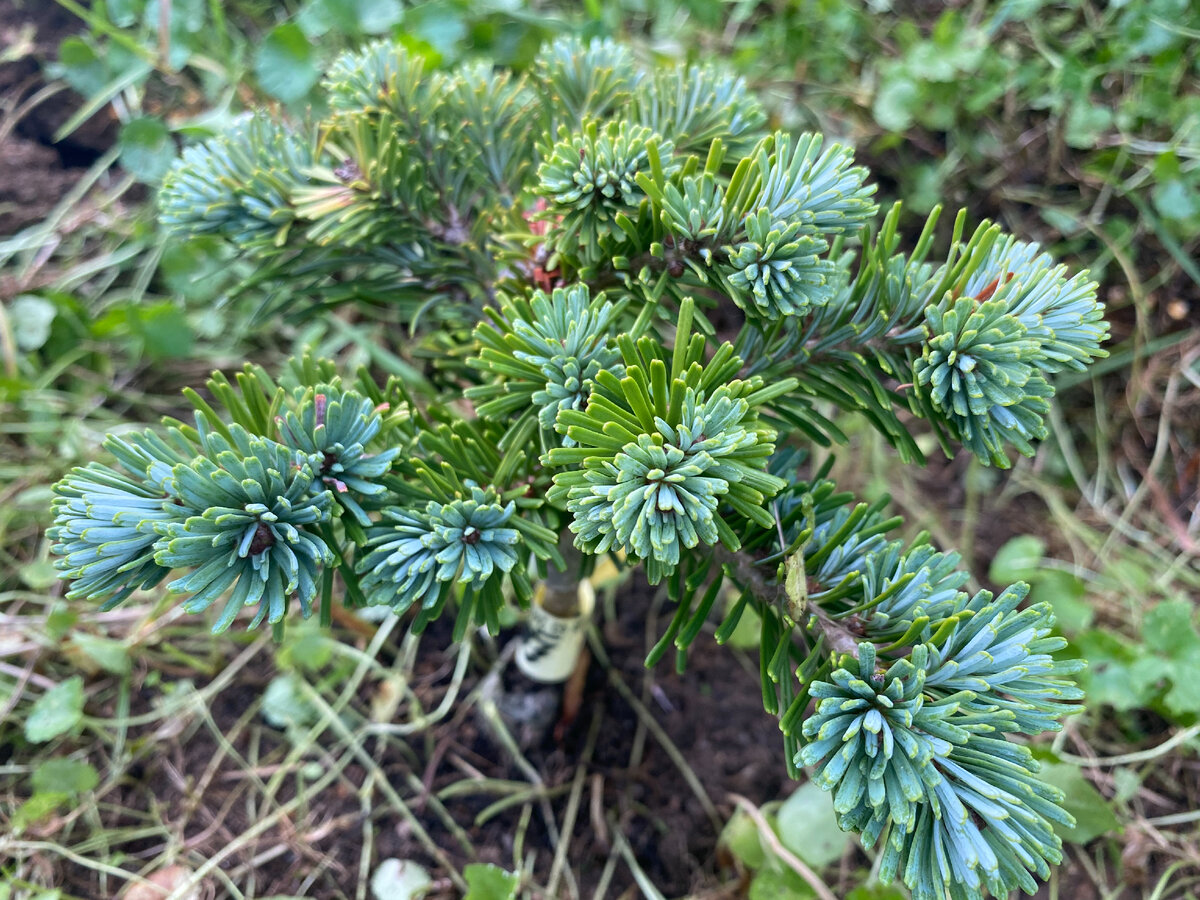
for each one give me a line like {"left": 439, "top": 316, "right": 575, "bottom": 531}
{"left": 159, "top": 115, "right": 314, "bottom": 253}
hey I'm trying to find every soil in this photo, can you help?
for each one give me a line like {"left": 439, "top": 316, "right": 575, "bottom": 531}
{"left": 0, "top": 0, "right": 117, "bottom": 236}
{"left": 38, "top": 581, "right": 791, "bottom": 899}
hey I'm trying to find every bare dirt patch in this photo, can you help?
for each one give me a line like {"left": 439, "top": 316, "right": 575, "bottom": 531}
{"left": 0, "top": 0, "right": 117, "bottom": 235}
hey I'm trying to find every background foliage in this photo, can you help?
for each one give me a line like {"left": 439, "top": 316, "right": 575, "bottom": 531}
{"left": 1, "top": 0, "right": 1198, "bottom": 898}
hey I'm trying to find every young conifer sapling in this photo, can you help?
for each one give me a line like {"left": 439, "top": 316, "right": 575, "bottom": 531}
{"left": 50, "top": 36, "right": 1109, "bottom": 900}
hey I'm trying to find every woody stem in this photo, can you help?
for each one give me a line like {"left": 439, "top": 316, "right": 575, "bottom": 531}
{"left": 710, "top": 544, "right": 863, "bottom": 658}
{"left": 541, "top": 532, "right": 584, "bottom": 618}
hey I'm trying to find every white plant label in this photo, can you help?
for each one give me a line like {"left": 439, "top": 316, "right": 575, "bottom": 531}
{"left": 516, "top": 580, "right": 594, "bottom": 683}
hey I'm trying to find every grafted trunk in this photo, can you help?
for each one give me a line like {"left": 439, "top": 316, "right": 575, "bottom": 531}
{"left": 515, "top": 533, "right": 591, "bottom": 683}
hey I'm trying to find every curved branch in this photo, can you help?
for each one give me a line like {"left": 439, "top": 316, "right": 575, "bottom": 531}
{"left": 727, "top": 793, "right": 839, "bottom": 900}
{"left": 711, "top": 544, "right": 863, "bottom": 658}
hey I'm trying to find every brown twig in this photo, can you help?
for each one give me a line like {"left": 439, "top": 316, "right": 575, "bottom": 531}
{"left": 711, "top": 544, "right": 863, "bottom": 658}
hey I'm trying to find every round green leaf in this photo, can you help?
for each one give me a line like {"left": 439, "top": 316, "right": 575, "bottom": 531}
{"left": 32, "top": 758, "right": 99, "bottom": 795}
{"left": 13, "top": 792, "right": 72, "bottom": 831}
{"left": 20, "top": 560, "right": 60, "bottom": 590}
{"left": 255, "top": 24, "right": 320, "bottom": 103}
{"left": 1065, "top": 103, "right": 1114, "bottom": 149}
{"left": 134, "top": 302, "right": 194, "bottom": 360}
{"left": 25, "top": 676, "right": 85, "bottom": 743}
{"left": 106, "top": 0, "right": 145, "bottom": 28}
{"left": 749, "top": 868, "right": 815, "bottom": 900}
{"left": 988, "top": 534, "right": 1045, "bottom": 584}
{"left": 119, "top": 117, "right": 176, "bottom": 183}
{"left": 1032, "top": 569, "right": 1092, "bottom": 635}
{"left": 1141, "top": 599, "right": 1199, "bottom": 658}
{"left": 1153, "top": 179, "right": 1200, "bottom": 222}
{"left": 357, "top": 0, "right": 403, "bottom": 33}
{"left": 403, "top": 2, "right": 468, "bottom": 58}
{"left": 463, "top": 864, "right": 518, "bottom": 900}
{"left": 261, "top": 674, "right": 318, "bottom": 730}
{"left": 296, "top": 0, "right": 360, "bottom": 36}
{"left": 1163, "top": 659, "right": 1200, "bottom": 716}
{"left": 160, "top": 237, "right": 231, "bottom": 302}
{"left": 720, "top": 806, "right": 767, "bottom": 869}
{"left": 56, "top": 36, "right": 106, "bottom": 95}
{"left": 1038, "top": 763, "right": 1119, "bottom": 844}
{"left": 775, "top": 781, "right": 850, "bottom": 869}
{"left": 872, "top": 75, "right": 919, "bottom": 133}
{"left": 70, "top": 633, "right": 132, "bottom": 676}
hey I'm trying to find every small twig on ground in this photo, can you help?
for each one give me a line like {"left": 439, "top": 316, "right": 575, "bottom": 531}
{"left": 547, "top": 706, "right": 604, "bottom": 897}
{"left": 608, "top": 821, "right": 668, "bottom": 900}
{"left": 474, "top": 640, "right": 578, "bottom": 899}
{"left": 297, "top": 680, "right": 468, "bottom": 891}
{"left": 587, "top": 627, "right": 722, "bottom": 831}
{"left": 1057, "top": 723, "right": 1200, "bottom": 767}
{"left": 589, "top": 773, "right": 609, "bottom": 852}
{"left": 727, "top": 793, "right": 838, "bottom": 900}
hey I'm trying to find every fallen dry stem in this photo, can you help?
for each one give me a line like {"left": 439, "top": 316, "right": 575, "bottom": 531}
{"left": 727, "top": 793, "right": 838, "bottom": 900}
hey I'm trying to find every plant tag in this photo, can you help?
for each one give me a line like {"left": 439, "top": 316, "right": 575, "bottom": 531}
{"left": 516, "top": 581, "right": 594, "bottom": 683}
